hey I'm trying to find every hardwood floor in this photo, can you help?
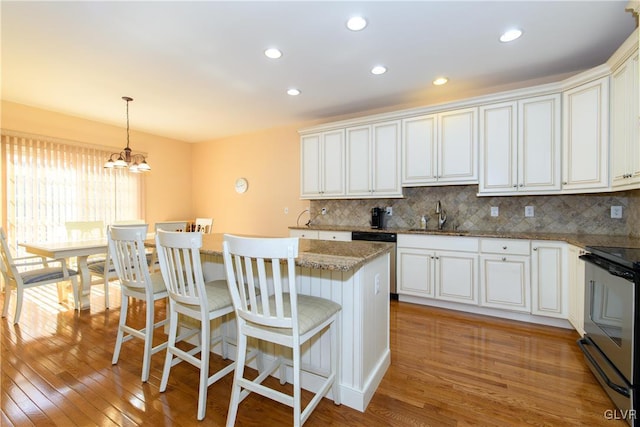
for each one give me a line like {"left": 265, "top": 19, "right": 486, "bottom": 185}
{"left": 1, "top": 283, "right": 626, "bottom": 426}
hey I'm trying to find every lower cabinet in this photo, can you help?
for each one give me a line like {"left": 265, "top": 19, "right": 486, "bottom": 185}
{"left": 531, "top": 241, "right": 568, "bottom": 318}
{"left": 397, "top": 235, "right": 478, "bottom": 305}
{"left": 480, "top": 253, "right": 531, "bottom": 312}
{"left": 567, "top": 244, "right": 586, "bottom": 336}
{"left": 289, "top": 229, "right": 352, "bottom": 241}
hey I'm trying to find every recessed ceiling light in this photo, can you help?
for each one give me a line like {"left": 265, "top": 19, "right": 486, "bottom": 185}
{"left": 347, "top": 16, "right": 367, "bottom": 31}
{"left": 433, "top": 77, "right": 448, "bottom": 86}
{"left": 264, "top": 48, "right": 282, "bottom": 59}
{"left": 499, "top": 29, "right": 523, "bottom": 43}
{"left": 287, "top": 88, "right": 301, "bottom": 96}
{"left": 371, "top": 65, "right": 387, "bottom": 75}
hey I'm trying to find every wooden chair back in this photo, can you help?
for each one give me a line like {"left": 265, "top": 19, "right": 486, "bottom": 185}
{"left": 108, "top": 225, "right": 152, "bottom": 292}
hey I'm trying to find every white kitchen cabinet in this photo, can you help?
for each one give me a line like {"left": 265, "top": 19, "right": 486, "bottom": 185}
{"left": 567, "top": 244, "right": 586, "bottom": 336}
{"left": 318, "top": 230, "right": 352, "bottom": 242}
{"left": 478, "top": 94, "right": 561, "bottom": 194}
{"left": 611, "top": 52, "right": 640, "bottom": 189}
{"left": 402, "top": 107, "right": 478, "bottom": 186}
{"left": 397, "top": 234, "right": 478, "bottom": 305}
{"left": 300, "top": 130, "right": 345, "bottom": 199}
{"left": 397, "top": 247, "right": 435, "bottom": 297}
{"left": 289, "top": 229, "right": 352, "bottom": 242}
{"left": 480, "top": 238, "right": 531, "bottom": 313}
{"left": 346, "top": 120, "right": 402, "bottom": 198}
{"left": 562, "top": 76, "right": 610, "bottom": 192}
{"left": 531, "top": 241, "right": 568, "bottom": 319}
{"left": 289, "top": 229, "right": 319, "bottom": 239}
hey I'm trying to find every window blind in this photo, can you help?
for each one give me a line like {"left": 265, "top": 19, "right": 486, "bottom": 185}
{"left": 1, "top": 131, "right": 145, "bottom": 252}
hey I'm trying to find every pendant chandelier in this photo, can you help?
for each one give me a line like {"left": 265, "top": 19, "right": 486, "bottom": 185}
{"left": 104, "top": 96, "right": 151, "bottom": 173}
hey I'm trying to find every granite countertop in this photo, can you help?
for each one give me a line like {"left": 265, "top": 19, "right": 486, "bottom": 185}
{"left": 289, "top": 225, "right": 640, "bottom": 249}
{"left": 197, "top": 233, "right": 393, "bottom": 272}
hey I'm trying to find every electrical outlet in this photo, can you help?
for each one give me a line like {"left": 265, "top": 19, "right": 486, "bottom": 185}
{"left": 525, "top": 206, "right": 534, "bottom": 217}
{"left": 284, "top": 207, "right": 288, "bottom": 214}
{"left": 386, "top": 206, "right": 393, "bottom": 216}
{"left": 611, "top": 206, "right": 623, "bottom": 219}
{"left": 321, "top": 207, "right": 327, "bottom": 215}
{"left": 490, "top": 206, "right": 499, "bottom": 217}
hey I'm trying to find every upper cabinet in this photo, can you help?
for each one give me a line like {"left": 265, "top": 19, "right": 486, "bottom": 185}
{"left": 561, "top": 76, "right": 610, "bottom": 192}
{"left": 346, "top": 120, "right": 403, "bottom": 198}
{"left": 300, "top": 130, "right": 345, "bottom": 199}
{"left": 611, "top": 52, "right": 640, "bottom": 189}
{"left": 402, "top": 107, "right": 478, "bottom": 186}
{"left": 479, "top": 94, "right": 561, "bottom": 195}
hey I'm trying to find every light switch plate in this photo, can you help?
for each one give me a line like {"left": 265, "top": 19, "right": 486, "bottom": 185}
{"left": 490, "top": 206, "right": 499, "bottom": 217}
{"left": 611, "top": 206, "right": 623, "bottom": 219}
{"left": 386, "top": 207, "right": 393, "bottom": 216}
{"left": 525, "top": 206, "right": 534, "bottom": 217}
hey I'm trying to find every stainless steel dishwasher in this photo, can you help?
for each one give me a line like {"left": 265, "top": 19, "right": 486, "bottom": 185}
{"left": 351, "top": 231, "right": 397, "bottom": 299}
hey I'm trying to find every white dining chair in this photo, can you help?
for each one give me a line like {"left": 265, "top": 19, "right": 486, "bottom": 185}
{"left": 65, "top": 220, "right": 115, "bottom": 309}
{"left": 109, "top": 225, "right": 168, "bottom": 382}
{"left": 149, "top": 221, "right": 189, "bottom": 271}
{"left": 222, "top": 234, "right": 341, "bottom": 427}
{"left": 155, "top": 230, "right": 240, "bottom": 420}
{"left": 0, "top": 227, "right": 79, "bottom": 324}
{"left": 194, "top": 218, "right": 213, "bottom": 234}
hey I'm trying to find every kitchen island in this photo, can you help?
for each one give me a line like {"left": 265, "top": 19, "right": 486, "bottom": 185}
{"left": 196, "top": 233, "right": 392, "bottom": 412}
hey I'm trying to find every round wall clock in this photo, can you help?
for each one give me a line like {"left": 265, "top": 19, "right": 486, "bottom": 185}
{"left": 235, "top": 177, "right": 248, "bottom": 194}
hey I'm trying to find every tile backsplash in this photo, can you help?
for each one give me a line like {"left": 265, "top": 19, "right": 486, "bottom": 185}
{"left": 309, "top": 186, "right": 640, "bottom": 237}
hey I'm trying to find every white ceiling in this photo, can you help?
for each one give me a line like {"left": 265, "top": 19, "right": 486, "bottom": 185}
{"left": 1, "top": 1, "right": 637, "bottom": 143}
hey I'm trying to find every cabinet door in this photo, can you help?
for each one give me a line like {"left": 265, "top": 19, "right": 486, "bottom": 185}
{"left": 567, "top": 245, "right": 586, "bottom": 336}
{"left": 300, "top": 133, "right": 322, "bottom": 197}
{"left": 480, "top": 254, "right": 531, "bottom": 312}
{"left": 531, "top": 241, "right": 567, "bottom": 318}
{"left": 289, "top": 229, "right": 319, "bottom": 239}
{"left": 479, "top": 101, "right": 517, "bottom": 193}
{"left": 300, "top": 130, "right": 345, "bottom": 198}
{"left": 402, "top": 114, "right": 437, "bottom": 184}
{"left": 435, "top": 250, "right": 478, "bottom": 304}
{"left": 346, "top": 125, "right": 372, "bottom": 196}
{"left": 371, "top": 121, "right": 401, "bottom": 196}
{"left": 397, "top": 248, "right": 434, "bottom": 297}
{"left": 519, "top": 94, "right": 561, "bottom": 192}
{"left": 321, "top": 130, "right": 346, "bottom": 197}
{"left": 438, "top": 107, "right": 478, "bottom": 183}
{"left": 562, "top": 77, "right": 609, "bottom": 191}
{"left": 611, "top": 53, "right": 640, "bottom": 188}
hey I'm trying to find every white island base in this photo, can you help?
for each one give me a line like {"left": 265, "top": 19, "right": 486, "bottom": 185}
{"left": 200, "top": 250, "right": 391, "bottom": 412}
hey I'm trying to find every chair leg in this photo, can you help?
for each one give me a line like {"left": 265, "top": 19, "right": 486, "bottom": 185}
{"left": 293, "top": 345, "right": 302, "bottom": 427}
{"left": 103, "top": 276, "right": 110, "bottom": 309}
{"left": 160, "top": 306, "right": 178, "bottom": 393}
{"left": 13, "top": 287, "right": 24, "bottom": 325}
{"left": 197, "top": 318, "right": 211, "bottom": 420}
{"left": 331, "top": 321, "right": 341, "bottom": 405}
{"left": 2, "top": 284, "right": 12, "bottom": 319}
{"left": 226, "top": 331, "right": 248, "bottom": 427}
{"left": 112, "top": 294, "right": 129, "bottom": 365}
{"left": 141, "top": 298, "right": 155, "bottom": 382}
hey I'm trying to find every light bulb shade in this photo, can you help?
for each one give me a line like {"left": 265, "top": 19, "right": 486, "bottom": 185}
{"left": 104, "top": 159, "right": 114, "bottom": 169}
{"left": 137, "top": 160, "right": 151, "bottom": 172}
{"left": 113, "top": 156, "right": 128, "bottom": 168}
{"left": 129, "top": 164, "right": 140, "bottom": 173}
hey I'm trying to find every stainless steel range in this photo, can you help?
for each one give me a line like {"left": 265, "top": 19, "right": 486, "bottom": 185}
{"left": 579, "top": 246, "right": 640, "bottom": 426}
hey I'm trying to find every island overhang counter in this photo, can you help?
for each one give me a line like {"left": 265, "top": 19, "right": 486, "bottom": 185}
{"left": 194, "top": 233, "right": 392, "bottom": 412}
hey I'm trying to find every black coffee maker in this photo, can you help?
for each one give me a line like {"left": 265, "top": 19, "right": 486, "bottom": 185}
{"left": 371, "top": 207, "right": 385, "bottom": 229}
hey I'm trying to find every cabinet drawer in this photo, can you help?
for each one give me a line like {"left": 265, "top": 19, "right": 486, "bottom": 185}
{"left": 480, "top": 238, "right": 530, "bottom": 255}
{"left": 289, "top": 229, "right": 319, "bottom": 239}
{"left": 398, "top": 234, "right": 479, "bottom": 252}
{"left": 318, "top": 230, "right": 352, "bottom": 241}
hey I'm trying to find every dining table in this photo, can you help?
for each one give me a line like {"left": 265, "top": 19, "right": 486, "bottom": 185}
{"left": 19, "top": 239, "right": 108, "bottom": 310}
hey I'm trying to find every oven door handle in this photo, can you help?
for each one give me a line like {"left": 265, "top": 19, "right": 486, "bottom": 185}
{"left": 578, "top": 338, "right": 631, "bottom": 397}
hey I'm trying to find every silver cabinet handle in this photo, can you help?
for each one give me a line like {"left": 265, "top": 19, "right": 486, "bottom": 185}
{"left": 502, "top": 257, "right": 507, "bottom": 261}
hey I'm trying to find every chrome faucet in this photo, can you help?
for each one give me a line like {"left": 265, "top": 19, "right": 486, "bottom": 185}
{"left": 436, "top": 201, "right": 447, "bottom": 230}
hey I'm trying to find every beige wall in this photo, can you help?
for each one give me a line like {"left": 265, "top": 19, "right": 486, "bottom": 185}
{"left": 1, "top": 101, "right": 309, "bottom": 236}
{"left": 1, "top": 101, "right": 194, "bottom": 228}
{"left": 192, "top": 126, "right": 309, "bottom": 237}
